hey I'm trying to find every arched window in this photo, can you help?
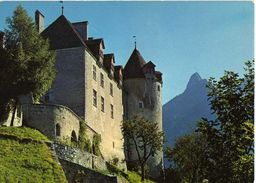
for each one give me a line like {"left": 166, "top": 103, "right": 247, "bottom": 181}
{"left": 71, "top": 130, "right": 77, "bottom": 142}
{"left": 56, "top": 124, "right": 60, "bottom": 136}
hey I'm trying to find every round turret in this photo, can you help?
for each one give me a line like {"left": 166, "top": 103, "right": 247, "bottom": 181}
{"left": 123, "top": 48, "right": 163, "bottom": 178}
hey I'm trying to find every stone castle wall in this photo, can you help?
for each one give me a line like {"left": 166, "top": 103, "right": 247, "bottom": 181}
{"left": 22, "top": 104, "right": 96, "bottom": 141}
{"left": 54, "top": 143, "right": 107, "bottom": 170}
{"left": 59, "top": 159, "right": 127, "bottom": 183}
{"left": 42, "top": 46, "right": 126, "bottom": 164}
{"left": 56, "top": 144, "right": 128, "bottom": 183}
{"left": 123, "top": 78, "right": 163, "bottom": 177}
{"left": 47, "top": 47, "right": 86, "bottom": 117}
{"left": 84, "top": 51, "right": 125, "bottom": 163}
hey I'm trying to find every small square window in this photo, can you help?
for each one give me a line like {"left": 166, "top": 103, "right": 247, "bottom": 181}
{"left": 139, "top": 101, "right": 144, "bottom": 109}
{"left": 100, "top": 73, "right": 104, "bottom": 88}
{"left": 101, "top": 97, "right": 104, "bottom": 112}
{"left": 93, "top": 90, "right": 97, "bottom": 107}
{"left": 110, "top": 83, "right": 113, "bottom": 96}
{"left": 93, "top": 65, "right": 97, "bottom": 81}
{"left": 158, "top": 85, "right": 161, "bottom": 91}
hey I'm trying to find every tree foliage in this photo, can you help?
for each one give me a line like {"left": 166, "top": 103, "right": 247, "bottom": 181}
{"left": 164, "top": 133, "right": 207, "bottom": 183}
{"left": 0, "top": 5, "right": 55, "bottom": 121}
{"left": 165, "top": 60, "right": 254, "bottom": 183}
{"left": 121, "top": 116, "right": 164, "bottom": 181}
{"left": 196, "top": 60, "right": 254, "bottom": 183}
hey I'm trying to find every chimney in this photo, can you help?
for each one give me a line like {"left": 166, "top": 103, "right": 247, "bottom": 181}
{"left": 72, "top": 21, "right": 88, "bottom": 41}
{"left": 0, "top": 31, "right": 4, "bottom": 48}
{"left": 35, "top": 10, "right": 44, "bottom": 33}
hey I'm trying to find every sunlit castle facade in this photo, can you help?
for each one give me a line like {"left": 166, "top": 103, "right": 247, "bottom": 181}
{"left": 25, "top": 10, "right": 163, "bottom": 177}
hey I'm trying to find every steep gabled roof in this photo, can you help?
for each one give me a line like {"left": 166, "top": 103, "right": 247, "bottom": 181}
{"left": 104, "top": 53, "right": 115, "bottom": 63}
{"left": 114, "top": 65, "right": 123, "bottom": 81}
{"left": 155, "top": 71, "right": 163, "bottom": 83}
{"left": 85, "top": 38, "right": 105, "bottom": 59}
{"left": 41, "top": 15, "right": 85, "bottom": 50}
{"left": 123, "top": 48, "right": 146, "bottom": 79}
{"left": 86, "top": 38, "right": 105, "bottom": 49}
{"left": 103, "top": 53, "right": 115, "bottom": 71}
{"left": 143, "top": 61, "right": 155, "bottom": 69}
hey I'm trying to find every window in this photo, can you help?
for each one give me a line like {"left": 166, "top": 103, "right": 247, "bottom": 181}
{"left": 158, "top": 85, "right": 161, "bottom": 91}
{"left": 93, "top": 89, "right": 97, "bottom": 107}
{"left": 111, "top": 104, "right": 114, "bottom": 119}
{"left": 71, "top": 130, "right": 77, "bottom": 142}
{"left": 100, "top": 73, "right": 104, "bottom": 87}
{"left": 110, "top": 83, "right": 113, "bottom": 96}
{"left": 93, "top": 65, "right": 96, "bottom": 80}
{"left": 56, "top": 124, "right": 60, "bottom": 136}
{"left": 113, "top": 141, "right": 115, "bottom": 148}
{"left": 101, "top": 97, "right": 104, "bottom": 112}
{"left": 45, "top": 94, "right": 49, "bottom": 103}
{"left": 139, "top": 101, "right": 144, "bottom": 109}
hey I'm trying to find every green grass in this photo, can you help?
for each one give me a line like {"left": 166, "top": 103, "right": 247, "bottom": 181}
{"left": 106, "top": 163, "right": 155, "bottom": 183}
{"left": 0, "top": 127, "right": 49, "bottom": 142}
{"left": 0, "top": 127, "right": 67, "bottom": 183}
{"left": 126, "top": 171, "right": 155, "bottom": 183}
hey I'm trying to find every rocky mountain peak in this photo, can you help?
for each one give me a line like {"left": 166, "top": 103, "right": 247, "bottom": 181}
{"left": 186, "top": 72, "right": 205, "bottom": 91}
{"left": 163, "top": 72, "right": 214, "bottom": 167}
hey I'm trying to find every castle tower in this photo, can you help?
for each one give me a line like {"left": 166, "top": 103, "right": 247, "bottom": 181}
{"left": 123, "top": 48, "right": 163, "bottom": 178}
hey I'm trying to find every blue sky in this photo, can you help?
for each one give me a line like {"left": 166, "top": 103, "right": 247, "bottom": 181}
{"left": 0, "top": 1, "right": 253, "bottom": 104}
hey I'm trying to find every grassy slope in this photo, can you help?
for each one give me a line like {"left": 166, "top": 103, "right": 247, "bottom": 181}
{"left": 0, "top": 127, "right": 67, "bottom": 183}
{"left": 126, "top": 171, "right": 155, "bottom": 183}
{"left": 106, "top": 163, "right": 155, "bottom": 183}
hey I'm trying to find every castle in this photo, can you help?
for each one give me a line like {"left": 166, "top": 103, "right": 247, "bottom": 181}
{"left": 2, "top": 10, "right": 163, "bottom": 178}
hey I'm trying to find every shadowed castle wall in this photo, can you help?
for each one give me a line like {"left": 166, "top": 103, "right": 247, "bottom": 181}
{"left": 47, "top": 47, "right": 86, "bottom": 117}
{"left": 124, "top": 78, "right": 163, "bottom": 177}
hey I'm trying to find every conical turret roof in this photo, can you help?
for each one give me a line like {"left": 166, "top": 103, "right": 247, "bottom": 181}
{"left": 123, "top": 48, "right": 146, "bottom": 79}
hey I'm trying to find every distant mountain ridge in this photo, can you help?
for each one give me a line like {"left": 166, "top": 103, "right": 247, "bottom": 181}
{"left": 163, "top": 73, "right": 214, "bottom": 151}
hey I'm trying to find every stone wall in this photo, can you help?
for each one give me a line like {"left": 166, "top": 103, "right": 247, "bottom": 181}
{"left": 123, "top": 78, "right": 163, "bottom": 177}
{"left": 40, "top": 45, "right": 126, "bottom": 167}
{"left": 59, "top": 159, "right": 120, "bottom": 183}
{"left": 23, "top": 104, "right": 96, "bottom": 141}
{"left": 54, "top": 143, "right": 107, "bottom": 170}
{"left": 84, "top": 51, "right": 126, "bottom": 163}
{"left": 46, "top": 47, "right": 86, "bottom": 117}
